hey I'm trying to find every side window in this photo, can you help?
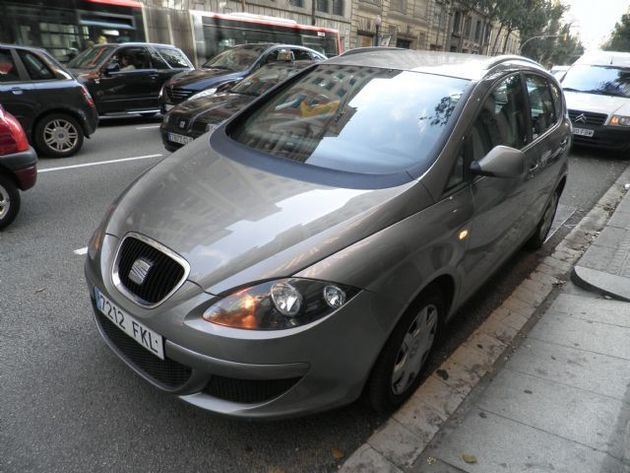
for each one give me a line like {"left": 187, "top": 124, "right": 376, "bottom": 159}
{"left": 148, "top": 48, "right": 169, "bottom": 69}
{"left": 112, "top": 47, "right": 151, "bottom": 71}
{"left": 156, "top": 48, "right": 190, "bottom": 69}
{"left": 293, "top": 49, "right": 312, "bottom": 61}
{"left": 525, "top": 74, "right": 556, "bottom": 139}
{"left": 17, "top": 51, "right": 55, "bottom": 81}
{"left": 549, "top": 81, "right": 563, "bottom": 123}
{"left": 477, "top": 74, "right": 528, "bottom": 150}
{"left": 0, "top": 49, "right": 19, "bottom": 82}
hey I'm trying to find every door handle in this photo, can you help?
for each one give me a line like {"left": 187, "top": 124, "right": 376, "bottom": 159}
{"left": 529, "top": 162, "right": 540, "bottom": 173}
{"left": 10, "top": 87, "right": 23, "bottom": 95}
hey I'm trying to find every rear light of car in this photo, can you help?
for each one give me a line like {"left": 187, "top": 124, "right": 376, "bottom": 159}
{"left": 0, "top": 107, "right": 29, "bottom": 155}
{"left": 80, "top": 85, "right": 95, "bottom": 108}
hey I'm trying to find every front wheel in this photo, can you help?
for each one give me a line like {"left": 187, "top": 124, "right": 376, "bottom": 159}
{"left": 34, "top": 113, "right": 84, "bottom": 158}
{"left": 0, "top": 174, "right": 21, "bottom": 230}
{"left": 526, "top": 190, "right": 560, "bottom": 249}
{"left": 366, "top": 289, "right": 444, "bottom": 413}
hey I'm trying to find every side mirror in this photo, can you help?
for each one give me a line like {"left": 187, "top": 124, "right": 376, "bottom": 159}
{"left": 470, "top": 145, "right": 525, "bottom": 178}
{"left": 104, "top": 62, "right": 120, "bottom": 75}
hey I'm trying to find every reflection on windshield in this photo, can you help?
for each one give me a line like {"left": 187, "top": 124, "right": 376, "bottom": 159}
{"left": 68, "top": 46, "right": 113, "bottom": 69}
{"left": 231, "top": 65, "right": 299, "bottom": 96}
{"left": 202, "top": 47, "right": 265, "bottom": 71}
{"left": 230, "top": 65, "right": 469, "bottom": 175}
{"left": 562, "top": 65, "right": 630, "bottom": 98}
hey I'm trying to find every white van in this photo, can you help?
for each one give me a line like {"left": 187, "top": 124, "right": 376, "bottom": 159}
{"left": 561, "top": 50, "right": 630, "bottom": 153}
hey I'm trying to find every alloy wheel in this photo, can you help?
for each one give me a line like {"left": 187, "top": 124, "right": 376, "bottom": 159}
{"left": 43, "top": 119, "right": 79, "bottom": 153}
{"left": 0, "top": 184, "right": 10, "bottom": 220}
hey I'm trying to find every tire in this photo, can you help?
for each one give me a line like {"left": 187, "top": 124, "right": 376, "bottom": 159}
{"left": 526, "top": 189, "right": 560, "bottom": 250}
{"left": 0, "top": 174, "right": 21, "bottom": 230}
{"left": 34, "top": 113, "right": 84, "bottom": 158}
{"left": 366, "top": 288, "right": 445, "bottom": 413}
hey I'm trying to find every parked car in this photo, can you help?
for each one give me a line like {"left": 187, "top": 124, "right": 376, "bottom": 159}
{"left": 161, "top": 58, "right": 319, "bottom": 151}
{"left": 561, "top": 51, "right": 630, "bottom": 152}
{"left": 85, "top": 49, "right": 570, "bottom": 419}
{"left": 0, "top": 105, "right": 37, "bottom": 229}
{"left": 0, "top": 44, "right": 98, "bottom": 157}
{"left": 550, "top": 65, "right": 569, "bottom": 81}
{"left": 158, "top": 43, "right": 327, "bottom": 113}
{"left": 68, "top": 42, "right": 194, "bottom": 117}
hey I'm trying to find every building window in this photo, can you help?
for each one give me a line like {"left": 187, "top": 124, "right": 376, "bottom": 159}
{"left": 464, "top": 16, "right": 472, "bottom": 38}
{"left": 475, "top": 20, "right": 482, "bottom": 42}
{"left": 390, "top": 0, "right": 406, "bottom": 13}
{"left": 452, "top": 11, "right": 461, "bottom": 34}
{"left": 289, "top": 0, "right": 304, "bottom": 7}
{"left": 332, "top": 0, "right": 344, "bottom": 15}
{"left": 361, "top": 0, "right": 382, "bottom": 6}
{"left": 317, "top": 0, "right": 329, "bottom": 12}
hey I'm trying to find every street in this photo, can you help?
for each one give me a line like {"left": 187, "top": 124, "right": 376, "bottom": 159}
{"left": 1, "top": 119, "right": 629, "bottom": 473}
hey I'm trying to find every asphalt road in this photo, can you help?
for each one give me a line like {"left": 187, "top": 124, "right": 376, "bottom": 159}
{"left": 1, "top": 120, "right": 628, "bottom": 473}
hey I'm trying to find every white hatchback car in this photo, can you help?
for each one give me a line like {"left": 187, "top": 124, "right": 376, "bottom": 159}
{"left": 561, "top": 51, "right": 630, "bottom": 152}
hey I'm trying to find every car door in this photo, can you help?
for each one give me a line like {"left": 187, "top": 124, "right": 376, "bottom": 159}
{"left": 0, "top": 48, "right": 37, "bottom": 135}
{"left": 97, "top": 46, "right": 159, "bottom": 113}
{"left": 463, "top": 73, "right": 534, "bottom": 293}
{"left": 521, "top": 73, "right": 568, "bottom": 224}
{"left": 150, "top": 46, "right": 192, "bottom": 91}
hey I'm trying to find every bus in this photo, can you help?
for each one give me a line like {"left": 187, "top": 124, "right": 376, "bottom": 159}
{"left": 189, "top": 11, "right": 341, "bottom": 65}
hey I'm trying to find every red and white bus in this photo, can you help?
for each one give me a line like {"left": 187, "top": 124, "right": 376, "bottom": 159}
{"left": 189, "top": 11, "right": 341, "bottom": 64}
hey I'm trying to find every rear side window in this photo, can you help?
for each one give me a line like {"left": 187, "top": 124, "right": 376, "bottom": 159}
{"left": 149, "top": 48, "right": 169, "bottom": 69}
{"left": 229, "top": 64, "right": 470, "bottom": 175}
{"left": 525, "top": 75, "right": 556, "bottom": 139}
{"left": 0, "top": 49, "right": 19, "bottom": 82}
{"left": 549, "top": 81, "right": 563, "bottom": 121}
{"left": 156, "top": 48, "right": 190, "bottom": 69}
{"left": 18, "top": 50, "right": 55, "bottom": 81}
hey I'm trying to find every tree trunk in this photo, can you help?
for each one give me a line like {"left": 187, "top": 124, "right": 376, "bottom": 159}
{"left": 502, "top": 28, "right": 513, "bottom": 53}
{"left": 491, "top": 23, "right": 503, "bottom": 55}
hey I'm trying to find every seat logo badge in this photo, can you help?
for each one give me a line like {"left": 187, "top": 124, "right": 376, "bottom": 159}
{"left": 179, "top": 120, "right": 186, "bottom": 129}
{"left": 128, "top": 257, "right": 153, "bottom": 285}
{"left": 574, "top": 113, "right": 587, "bottom": 124}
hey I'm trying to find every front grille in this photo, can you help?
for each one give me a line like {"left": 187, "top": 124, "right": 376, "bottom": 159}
{"left": 95, "top": 311, "right": 192, "bottom": 388}
{"left": 166, "top": 87, "right": 194, "bottom": 104}
{"left": 203, "top": 376, "right": 301, "bottom": 403}
{"left": 568, "top": 110, "right": 607, "bottom": 127}
{"left": 116, "top": 236, "right": 186, "bottom": 305}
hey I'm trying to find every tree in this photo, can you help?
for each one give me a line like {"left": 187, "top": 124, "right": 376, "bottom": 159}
{"left": 603, "top": 13, "right": 630, "bottom": 51}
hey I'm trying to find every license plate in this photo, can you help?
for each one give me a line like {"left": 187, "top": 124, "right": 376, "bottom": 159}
{"left": 94, "top": 287, "right": 164, "bottom": 360}
{"left": 168, "top": 132, "right": 193, "bottom": 145}
{"left": 572, "top": 127, "right": 594, "bottom": 137}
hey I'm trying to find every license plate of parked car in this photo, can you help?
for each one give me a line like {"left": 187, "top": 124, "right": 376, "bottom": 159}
{"left": 94, "top": 287, "right": 164, "bottom": 360}
{"left": 168, "top": 132, "right": 193, "bottom": 145}
{"left": 572, "top": 127, "right": 594, "bottom": 137}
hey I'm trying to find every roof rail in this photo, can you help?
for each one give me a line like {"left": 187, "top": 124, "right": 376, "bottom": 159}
{"left": 487, "top": 54, "right": 542, "bottom": 69}
{"left": 340, "top": 46, "right": 403, "bottom": 57}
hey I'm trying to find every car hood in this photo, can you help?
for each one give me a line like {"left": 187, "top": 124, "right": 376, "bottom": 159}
{"left": 564, "top": 91, "right": 630, "bottom": 116}
{"left": 105, "top": 137, "right": 429, "bottom": 295}
{"left": 168, "top": 68, "right": 244, "bottom": 90}
{"left": 172, "top": 92, "right": 254, "bottom": 126}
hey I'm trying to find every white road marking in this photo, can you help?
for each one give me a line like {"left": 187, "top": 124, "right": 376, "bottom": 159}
{"left": 136, "top": 125, "right": 161, "bottom": 130}
{"left": 39, "top": 154, "right": 163, "bottom": 173}
{"left": 74, "top": 247, "right": 88, "bottom": 255}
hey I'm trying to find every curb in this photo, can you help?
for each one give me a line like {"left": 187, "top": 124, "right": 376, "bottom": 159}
{"left": 571, "top": 265, "right": 630, "bottom": 302}
{"left": 340, "top": 166, "right": 630, "bottom": 473}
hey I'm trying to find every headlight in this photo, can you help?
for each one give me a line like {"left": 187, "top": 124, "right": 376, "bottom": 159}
{"left": 162, "top": 113, "right": 169, "bottom": 124}
{"left": 202, "top": 278, "right": 358, "bottom": 330}
{"left": 609, "top": 115, "right": 630, "bottom": 126}
{"left": 189, "top": 87, "right": 217, "bottom": 101}
{"left": 158, "top": 85, "right": 164, "bottom": 99}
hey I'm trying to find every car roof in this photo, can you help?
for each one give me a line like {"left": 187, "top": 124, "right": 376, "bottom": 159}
{"left": 574, "top": 50, "right": 630, "bottom": 67}
{"left": 328, "top": 48, "right": 544, "bottom": 80}
{"left": 0, "top": 43, "right": 50, "bottom": 54}
{"left": 91, "top": 42, "right": 182, "bottom": 49}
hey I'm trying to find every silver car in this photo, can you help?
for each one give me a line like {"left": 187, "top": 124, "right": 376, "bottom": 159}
{"left": 85, "top": 49, "right": 570, "bottom": 419}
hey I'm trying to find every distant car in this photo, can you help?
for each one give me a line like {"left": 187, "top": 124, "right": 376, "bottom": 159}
{"left": 0, "top": 105, "right": 37, "bottom": 229}
{"left": 550, "top": 65, "right": 569, "bottom": 81}
{"left": 85, "top": 50, "right": 570, "bottom": 419}
{"left": 161, "top": 58, "right": 318, "bottom": 151}
{"left": 0, "top": 44, "right": 98, "bottom": 157}
{"left": 69, "top": 42, "right": 194, "bottom": 117}
{"left": 561, "top": 51, "right": 630, "bottom": 152}
{"left": 158, "top": 43, "right": 327, "bottom": 113}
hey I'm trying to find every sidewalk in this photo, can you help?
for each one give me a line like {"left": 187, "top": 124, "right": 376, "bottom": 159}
{"left": 414, "top": 188, "right": 630, "bottom": 472}
{"left": 342, "top": 173, "right": 630, "bottom": 473}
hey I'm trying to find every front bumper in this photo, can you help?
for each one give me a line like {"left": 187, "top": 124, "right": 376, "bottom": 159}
{"left": 572, "top": 125, "right": 630, "bottom": 152}
{"left": 85, "top": 237, "right": 388, "bottom": 419}
{"left": 159, "top": 122, "right": 203, "bottom": 152}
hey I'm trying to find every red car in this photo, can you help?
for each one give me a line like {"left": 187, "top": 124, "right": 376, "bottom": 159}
{"left": 0, "top": 105, "right": 37, "bottom": 229}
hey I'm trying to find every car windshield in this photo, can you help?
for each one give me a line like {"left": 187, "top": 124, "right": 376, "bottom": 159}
{"left": 229, "top": 64, "right": 470, "bottom": 175}
{"left": 68, "top": 46, "right": 114, "bottom": 69}
{"left": 202, "top": 46, "right": 266, "bottom": 71}
{"left": 562, "top": 64, "right": 630, "bottom": 98}
{"left": 231, "top": 65, "right": 303, "bottom": 97}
